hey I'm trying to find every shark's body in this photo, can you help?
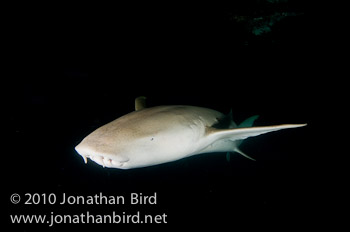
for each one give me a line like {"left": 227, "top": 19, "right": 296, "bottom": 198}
{"left": 75, "top": 98, "right": 306, "bottom": 169}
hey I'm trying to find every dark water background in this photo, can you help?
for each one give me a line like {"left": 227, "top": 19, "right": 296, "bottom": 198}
{"left": 6, "top": 1, "right": 335, "bottom": 231}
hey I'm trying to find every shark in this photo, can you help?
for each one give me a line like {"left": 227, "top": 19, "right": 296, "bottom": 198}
{"left": 75, "top": 97, "right": 306, "bottom": 169}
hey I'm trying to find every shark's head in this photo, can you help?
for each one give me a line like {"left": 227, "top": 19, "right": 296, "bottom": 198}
{"left": 74, "top": 127, "right": 185, "bottom": 169}
{"left": 74, "top": 106, "right": 201, "bottom": 169}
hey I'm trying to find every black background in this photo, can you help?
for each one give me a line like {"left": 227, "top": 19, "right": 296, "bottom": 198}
{"left": 6, "top": 1, "right": 334, "bottom": 231}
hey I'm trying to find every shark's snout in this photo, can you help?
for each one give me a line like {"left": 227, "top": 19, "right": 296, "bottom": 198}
{"left": 74, "top": 145, "right": 88, "bottom": 163}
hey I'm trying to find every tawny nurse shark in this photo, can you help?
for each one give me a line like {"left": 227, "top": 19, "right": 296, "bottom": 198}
{"left": 75, "top": 97, "right": 306, "bottom": 169}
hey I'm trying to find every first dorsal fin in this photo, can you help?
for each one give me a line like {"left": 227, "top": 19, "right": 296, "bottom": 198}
{"left": 212, "top": 109, "right": 237, "bottom": 129}
{"left": 135, "top": 96, "right": 147, "bottom": 111}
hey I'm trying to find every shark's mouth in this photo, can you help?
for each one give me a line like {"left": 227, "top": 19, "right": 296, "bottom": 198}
{"left": 75, "top": 144, "right": 130, "bottom": 169}
{"left": 81, "top": 155, "right": 129, "bottom": 168}
{"left": 74, "top": 144, "right": 129, "bottom": 168}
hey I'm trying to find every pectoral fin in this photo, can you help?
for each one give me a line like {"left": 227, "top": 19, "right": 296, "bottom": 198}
{"left": 233, "top": 148, "right": 256, "bottom": 161}
{"left": 226, "top": 149, "right": 256, "bottom": 162}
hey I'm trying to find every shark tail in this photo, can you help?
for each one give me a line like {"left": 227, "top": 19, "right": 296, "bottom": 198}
{"left": 224, "top": 116, "right": 306, "bottom": 161}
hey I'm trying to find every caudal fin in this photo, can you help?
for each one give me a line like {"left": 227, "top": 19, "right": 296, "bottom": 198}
{"left": 209, "top": 124, "right": 307, "bottom": 142}
{"left": 210, "top": 123, "right": 307, "bottom": 161}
